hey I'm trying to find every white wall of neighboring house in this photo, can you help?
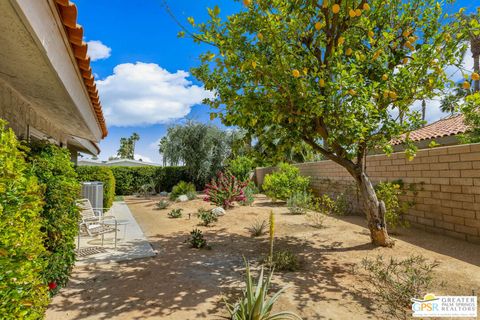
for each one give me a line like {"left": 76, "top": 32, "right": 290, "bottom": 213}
{"left": 78, "top": 159, "right": 162, "bottom": 167}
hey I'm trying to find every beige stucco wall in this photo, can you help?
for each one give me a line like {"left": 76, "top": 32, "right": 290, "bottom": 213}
{"left": 0, "top": 79, "right": 67, "bottom": 144}
{"left": 255, "top": 143, "right": 480, "bottom": 243}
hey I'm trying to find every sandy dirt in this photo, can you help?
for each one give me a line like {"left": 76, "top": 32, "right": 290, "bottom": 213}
{"left": 46, "top": 195, "right": 480, "bottom": 320}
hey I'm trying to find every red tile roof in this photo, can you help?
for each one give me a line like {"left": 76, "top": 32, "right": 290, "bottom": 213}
{"left": 392, "top": 114, "right": 469, "bottom": 145}
{"left": 55, "top": 0, "right": 108, "bottom": 138}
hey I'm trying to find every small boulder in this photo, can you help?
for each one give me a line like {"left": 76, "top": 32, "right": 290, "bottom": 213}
{"left": 159, "top": 191, "right": 168, "bottom": 197}
{"left": 177, "top": 195, "right": 189, "bottom": 202}
{"left": 211, "top": 207, "right": 226, "bottom": 216}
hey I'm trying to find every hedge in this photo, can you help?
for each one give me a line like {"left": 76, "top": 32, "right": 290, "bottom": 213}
{"left": 27, "top": 142, "right": 80, "bottom": 294}
{"left": 107, "top": 166, "right": 191, "bottom": 195}
{"left": 110, "top": 166, "right": 158, "bottom": 195}
{"left": 76, "top": 166, "right": 115, "bottom": 208}
{"left": 0, "top": 121, "right": 49, "bottom": 318}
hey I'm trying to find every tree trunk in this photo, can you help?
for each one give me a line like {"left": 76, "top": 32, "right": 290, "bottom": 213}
{"left": 421, "top": 100, "right": 426, "bottom": 123}
{"left": 352, "top": 167, "right": 395, "bottom": 247}
{"left": 472, "top": 37, "right": 480, "bottom": 92}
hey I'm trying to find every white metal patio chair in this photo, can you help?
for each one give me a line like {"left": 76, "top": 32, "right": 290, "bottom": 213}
{"left": 76, "top": 198, "right": 118, "bottom": 249}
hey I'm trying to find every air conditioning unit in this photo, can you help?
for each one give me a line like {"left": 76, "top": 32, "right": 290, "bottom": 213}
{"left": 81, "top": 182, "right": 104, "bottom": 215}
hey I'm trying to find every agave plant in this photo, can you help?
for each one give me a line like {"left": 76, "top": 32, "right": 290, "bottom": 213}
{"left": 225, "top": 260, "right": 302, "bottom": 320}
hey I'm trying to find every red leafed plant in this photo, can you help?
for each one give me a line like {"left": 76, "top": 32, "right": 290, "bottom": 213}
{"left": 204, "top": 171, "right": 249, "bottom": 209}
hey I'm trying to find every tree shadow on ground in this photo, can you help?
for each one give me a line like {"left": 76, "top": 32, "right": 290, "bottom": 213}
{"left": 49, "top": 228, "right": 377, "bottom": 320}
{"left": 335, "top": 215, "right": 480, "bottom": 266}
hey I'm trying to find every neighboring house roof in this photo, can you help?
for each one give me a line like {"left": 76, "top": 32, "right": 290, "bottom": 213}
{"left": 78, "top": 159, "right": 162, "bottom": 167}
{"left": 55, "top": 0, "right": 107, "bottom": 138}
{"left": 392, "top": 114, "right": 469, "bottom": 145}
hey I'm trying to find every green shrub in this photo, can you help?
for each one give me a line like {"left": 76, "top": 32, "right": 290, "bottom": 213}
{"left": 186, "top": 190, "right": 197, "bottom": 200}
{"left": 375, "top": 182, "right": 411, "bottom": 231}
{"left": 267, "top": 250, "right": 300, "bottom": 272}
{"left": 110, "top": 166, "right": 192, "bottom": 195}
{"left": 306, "top": 211, "right": 327, "bottom": 228}
{"left": 170, "top": 181, "right": 196, "bottom": 200}
{"left": 225, "top": 260, "right": 301, "bottom": 320}
{"left": 109, "top": 166, "right": 135, "bottom": 195}
{"left": 197, "top": 208, "right": 218, "bottom": 226}
{"left": 26, "top": 142, "right": 80, "bottom": 294}
{"left": 0, "top": 121, "right": 49, "bottom": 318}
{"left": 168, "top": 208, "right": 183, "bottom": 218}
{"left": 204, "top": 171, "right": 248, "bottom": 209}
{"left": 362, "top": 255, "right": 438, "bottom": 319}
{"left": 246, "top": 219, "right": 267, "bottom": 237}
{"left": 188, "top": 228, "right": 208, "bottom": 249}
{"left": 227, "top": 156, "right": 254, "bottom": 182}
{"left": 137, "top": 181, "right": 156, "bottom": 198}
{"left": 156, "top": 200, "right": 170, "bottom": 210}
{"left": 262, "top": 163, "right": 310, "bottom": 201}
{"left": 239, "top": 181, "right": 257, "bottom": 206}
{"left": 160, "top": 166, "right": 192, "bottom": 191}
{"left": 311, "top": 194, "right": 336, "bottom": 214}
{"left": 76, "top": 166, "right": 115, "bottom": 208}
{"left": 287, "top": 191, "right": 312, "bottom": 214}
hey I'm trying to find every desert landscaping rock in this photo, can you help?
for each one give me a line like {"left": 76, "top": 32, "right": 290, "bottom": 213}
{"left": 177, "top": 195, "right": 189, "bottom": 202}
{"left": 211, "top": 207, "right": 226, "bottom": 216}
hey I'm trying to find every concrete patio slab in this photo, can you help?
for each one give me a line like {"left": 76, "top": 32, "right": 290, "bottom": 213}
{"left": 76, "top": 201, "right": 156, "bottom": 265}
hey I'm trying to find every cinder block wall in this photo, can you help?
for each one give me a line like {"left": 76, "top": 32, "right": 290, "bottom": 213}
{"left": 255, "top": 143, "right": 480, "bottom": 243}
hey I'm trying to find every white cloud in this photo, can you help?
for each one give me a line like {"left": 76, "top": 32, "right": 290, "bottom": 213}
{"left": 87, "top": 40, "right": 112, "bottom": 61}
{"left": 445, "top": 43, "right": 474, "bottom": 82}
{"left": 97, "top": 62, "right": 214, "bottom": 126}
{"left": 410, "top": 97, "right": 448, "bottom": 123}
{"left": 408, "top": 44, "right": 473, "bottom": 124}
{"left": 134, "top": 154, "right": 153, "bottom": 163}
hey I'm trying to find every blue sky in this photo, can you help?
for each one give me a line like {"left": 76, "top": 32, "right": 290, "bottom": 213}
{"left": 75, "top": 0, "right": 476, "bottom": 162}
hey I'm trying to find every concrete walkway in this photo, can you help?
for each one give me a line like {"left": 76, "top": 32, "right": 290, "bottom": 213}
{"left": 76, "top": 201, "right": 156, "bottom": 265}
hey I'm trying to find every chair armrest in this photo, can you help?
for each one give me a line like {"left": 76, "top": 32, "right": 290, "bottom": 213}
{"left": 101, "top": 215, "right": 117, "bottom": 221}
{"left": 81, "top": 217, "right": 101, "bottom": 222}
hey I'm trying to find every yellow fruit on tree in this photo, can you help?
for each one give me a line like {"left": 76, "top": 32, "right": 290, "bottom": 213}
{"left": 303, "top": 68, "right": 308, "bottom": 75}
{"left": 463, "top": 81, "right": 471, "bottom": 89}
{"left": 355, "top": 9, "right": 362, "bottom": 16}
{"left": 349, "top": 9, "right": 356, "bottom": 18}
{"left": 402, "top": 29, "right": 412, "bottom": 37}
{"left": 363, "top": 3, "right": 370, "bottom": 10}
{"left": 319, "top": 79, "right": 326, "bottom": 87}
{"left": 348, "top": 89, "right": 356, "bottom": 95}
{"left": 315, "top": 22, "right": 322, "bottom": 30}
{"left": 389, "top": 91, "right": 398, "bottom": 99}
{"left": 405, "top": 41, "right": 414, "bottom": 51}
{"left": 257, "top": 33, "right": 263, "bottom": 41}
{"left": 368, "top": 30, "right": 374, "bottom": 38}
{"left": 252, "top": 61, "right": 257, "bottom": 68}
{"left": 383, "top": 90, "right": 389, "bottom": 99}
{"left": 408, "top": 36, "right": 416, "bottom": 43}
{"left": 372, "top": 50, "right": 381, "bottom": 60}
{"left": 472, "top": 72, "right": 480, "bottom": 81}
{"left": 346, "top": 48, "right": 353, "bottom": 56}
{"left": 332, "top": 4, "right": 340, "bottom": 14}
{"left": 402, "top": 57, "right": 409, "bottom": 64}
{"left": 338, "top": 36, "right": 345, "bottom": 46}
{"left": 292, "top": 69, "right": 300, "bottom": 78}
{"left": 243, "top": 0, "right": 252, "bottom": 6}
{"left": 382, "top": 74, "right": 388, "bottom": 81}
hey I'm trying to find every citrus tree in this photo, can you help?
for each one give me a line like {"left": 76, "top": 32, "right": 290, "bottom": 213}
{"left": 190, "top": 0, "right": 470, "bottom": 246}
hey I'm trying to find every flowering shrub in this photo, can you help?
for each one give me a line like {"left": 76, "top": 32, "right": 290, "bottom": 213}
{"left": 27, "top": 142, "right": 80, "bottom": 294}
{"left": 204, "top": 171, "right": 248, "bottom": 209}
